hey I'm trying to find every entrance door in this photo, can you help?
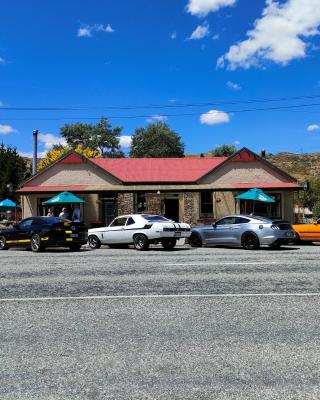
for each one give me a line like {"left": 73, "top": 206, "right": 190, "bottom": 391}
{"left": 102, "top": 199, "right": 116, "bottom": 227}
{"left": 163, "top": 199, "right": 179, "bottom": 222}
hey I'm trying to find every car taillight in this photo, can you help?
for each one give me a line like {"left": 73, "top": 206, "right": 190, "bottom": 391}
{"left": 271, "top": 225, "right": 280, "bottom": 230}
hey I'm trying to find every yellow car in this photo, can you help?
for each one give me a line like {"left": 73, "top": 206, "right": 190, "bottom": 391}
{"left": 292, "top": 220, "right": 320, "bottom": 243}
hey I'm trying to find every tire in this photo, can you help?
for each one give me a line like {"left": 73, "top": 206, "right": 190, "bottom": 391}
{"left": 189, "top": 233, "right": 203, "bottom": 248}
{"left": 31, "top": 234, "right": 44, "bottom": 253}
{"left": 133, "top": 234, "right": 149, "bottom": 251}
{"left": 69, "top": 244, "right": 82, "bottom": 251}
{"left": 241, "top": 232, "right": 260, "bottom": 250}
{"left": 88, "top": 235, "right": 102, "bottom": 249}
{"left": 0, "top": 235, "right": 8, "bottom": 250}
{"left": 161, "top": 238, "right": 177, "bottom": 250}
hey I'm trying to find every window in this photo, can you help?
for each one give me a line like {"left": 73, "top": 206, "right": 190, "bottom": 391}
{"left": 239, "top": 192, "right": 282, "bottom": 219}
{"left": 216, "top": 217, "right": 236, "bottom": 225}
{"left": 126, "top": 217, "right": 135, "bottom": 226}
{"left": 142, "top": 215, "right": 169, "bottom": 222}
{"left": 18, "top": 219, "right": 34, "bottom": 230}
{"left": 235, "top": 217, "right": 249, "bottom": 224}
{"left": 200, "top": 191, "right": 213, "bottom": 217}
{"left": 135, "top": 193, "right": 147, "bottom": 213}
{"left": 109, "top": 217, "right": 127, "bottom": 227}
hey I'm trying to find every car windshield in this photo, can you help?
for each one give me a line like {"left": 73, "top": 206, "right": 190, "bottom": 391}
{"left": 39, "top": 217, "right": 70, "bottom": 224}
{"left": 142, "top": 215, "right": 170, "bottom": 222}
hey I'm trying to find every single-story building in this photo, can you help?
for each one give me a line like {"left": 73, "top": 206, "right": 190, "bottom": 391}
{"left": 18, "top": 147, "right": 302, "bottom": 225}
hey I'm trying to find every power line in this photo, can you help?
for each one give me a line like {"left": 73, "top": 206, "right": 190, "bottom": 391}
{"left": 1, "top": 94, "right": 320, "bottom": 111}
{"left": 0, "top": 102, "right": 320, "bottom": 121}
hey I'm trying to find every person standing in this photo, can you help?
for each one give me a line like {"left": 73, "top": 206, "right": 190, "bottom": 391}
{"left": 72, "top": 205, "right": 81, "bottom": 222}
{"left": 59, "top": 207, "right": 69, "bottom": 220}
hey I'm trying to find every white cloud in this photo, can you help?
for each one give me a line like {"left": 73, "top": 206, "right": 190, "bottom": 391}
{"left": 200, "top": 110, "right": 230, "bottom": 125}
{"left": 38, "top": 133, "right": 67, "bottom": 150}
{"left": 0, "top": 57, "right": 5, "bottom": 65}
{"left": 119, "top": 136, "right": 132, "bottom": 148}
{"left": 218, "top": 0, "right": 320, "bottom": 70}
{"left": 170, "top": 32, "right": 177, "bottom": 39}
{"left": 212, "top": 33, "right": 220, "bottom": 40}
{"left": 147, "top": 115, "right": 168, "bottom": 123}
{"left": 77, "top": 27, "right": 91, "bottom": 37}
{"left": 19, "top": 151, "right": 46, "bottom": 159}
{"left": 188, "top": 23, "right": 210, "bottom": 40}
{"left": 187, "top": 0, "right": 237, "bottom": 17}
{"left": 227, "top": 81, "right": 241, "bottom": 90}
{"left": 234, "top": 140, "right": 241, "bottom": 145}
{"left": 77, "top": 24, "right": 115, "bottom": 38}
{"left": 0, "top": 124, "right": 17, "bottom": 135}
{"left": 0, "top": 101, "right": 4, "bottom": 107}
{"left": 307, "top": 124, "right": 320, "bottom": 132}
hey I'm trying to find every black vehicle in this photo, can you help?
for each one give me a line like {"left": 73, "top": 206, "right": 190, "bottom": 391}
{"left": 0, "top": 217, "right": 88, "bottom": 252}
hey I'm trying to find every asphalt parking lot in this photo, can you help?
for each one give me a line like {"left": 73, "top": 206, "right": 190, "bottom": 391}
{"left": 1, "top": 244, "right": 320, "bottom": 399}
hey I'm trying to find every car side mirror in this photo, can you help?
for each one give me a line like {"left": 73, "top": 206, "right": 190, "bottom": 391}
{"left": 212, "top": 222, "right": 216, "bottom": 228}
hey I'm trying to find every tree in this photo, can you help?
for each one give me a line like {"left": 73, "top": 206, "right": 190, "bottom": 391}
{"left": 300, "top": 179, "right": 320, "bottom": 218}
{"left": 0, "top": 144, "right": 28, "bottom": 197}
{"left": 60, "top": 117, "right": 124, "bottom": 158}
{"left": 38, "top": 145, "right": 101, "bottom": 171}
{"left": 129, "top": 122, "right": 185, "bottom": 158}
{"left": 210, "top": 144, "right": 237, "bottom": 157}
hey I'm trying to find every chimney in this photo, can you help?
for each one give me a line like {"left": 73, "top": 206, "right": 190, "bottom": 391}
{"left": 33, "top": 129, "right": 38, "bottom": 175}
{"left": 261, "top": 149, "right": 266, "bottom": 158}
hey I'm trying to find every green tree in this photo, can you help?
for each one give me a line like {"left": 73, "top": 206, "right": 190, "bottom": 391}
{"left": 60, "top": 117, "right": 124, "bottom": 158}
{"left": 210, "top": 144, "right": 237, "bottom": 157}
{"left": 0, "top": 144, "right": 28, "bottom": 197}
{"left": 130, "top": 122, "right": 185, "bottom": 158}
{"left": 300, "top": 179, "right": 320, "bottom": 217}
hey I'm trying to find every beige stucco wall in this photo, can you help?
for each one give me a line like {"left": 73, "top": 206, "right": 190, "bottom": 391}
{"left": 25, "top": 163, "right": 119, "bottom": 187}
{"left": 200, "top": 161, "right": 290, "bottom": 185}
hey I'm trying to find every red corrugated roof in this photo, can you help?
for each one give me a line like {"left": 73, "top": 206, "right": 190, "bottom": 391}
{"left": 17, "top": 185, "right": 87, "bottom": 193}
{"left": 91, "top": 157, "right": 227, "bottom": 182}
{"left": 232, "top": 182, "right": 301, "bottom": 189}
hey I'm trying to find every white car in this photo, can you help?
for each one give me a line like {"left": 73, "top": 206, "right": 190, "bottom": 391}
{"left": 88, "top": 214, "right": 191, "bottom": 251}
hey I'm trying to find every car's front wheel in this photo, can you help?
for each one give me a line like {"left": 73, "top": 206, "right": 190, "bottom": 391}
{"left": 241, "top": 232, "right": 260, "bottom": 250}
{"left": 161, "top": 238, "right": 176, "bottom": 250}
{"left": 133, "top": 234, "right": 149, "bottom": 251}
{"left": 0, "top": 235, "right": 8, "bottom": 250}
{"left": 88, "top": 235, "right": 102, "bottom": 249}
{"left": 189, "top": 233, "right": 203, "bottom": 248}
{"left": 31, "top": 234, "right": 44, "bottom": 252}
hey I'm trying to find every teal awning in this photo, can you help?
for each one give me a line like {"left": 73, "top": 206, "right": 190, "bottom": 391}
{"left": 235, "top": 188, "right": 275, "bottom": 203}
{"left": 42, "top": 191, "right": 85, "bottom": 205}
{"left": 0, "top": 199, "right": 18, "bottom": 209}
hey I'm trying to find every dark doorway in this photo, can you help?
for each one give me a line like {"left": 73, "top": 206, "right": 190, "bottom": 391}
{"left": 162, "top": 199, "right": 179, "bottom": 222}
{"left": 100, "top": 194, "right": 117, "bottom": 226}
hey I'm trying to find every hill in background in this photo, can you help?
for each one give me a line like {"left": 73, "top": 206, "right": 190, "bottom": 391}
{"left": 267, "top": 153, "right": 320, "bottom": 181}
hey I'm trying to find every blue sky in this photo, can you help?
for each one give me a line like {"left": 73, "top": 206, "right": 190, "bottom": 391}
{"left": 1, "top": 0, "right": 320, "bottom": 157}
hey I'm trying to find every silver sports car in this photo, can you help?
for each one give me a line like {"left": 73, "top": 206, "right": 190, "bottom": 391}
{"left": 189, "top": 214, "right": 296, "bottom": 250}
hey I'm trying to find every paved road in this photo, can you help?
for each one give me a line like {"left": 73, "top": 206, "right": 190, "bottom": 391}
{"left": 1, "top": 245, "right": 320, "bottom": 399}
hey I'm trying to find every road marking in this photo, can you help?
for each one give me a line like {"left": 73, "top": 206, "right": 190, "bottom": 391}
{"left": 1, "top": 293, "right": 320, "bottom": 302}
{"left": 164, "top": 262, "right": 279, "bottom": 266}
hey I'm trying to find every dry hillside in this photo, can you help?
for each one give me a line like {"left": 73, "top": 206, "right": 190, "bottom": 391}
{"left": 267, "top": 153, "right": 320, "bottom": 181}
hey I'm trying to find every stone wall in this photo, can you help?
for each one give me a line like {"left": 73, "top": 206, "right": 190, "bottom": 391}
{"left": 117, "top": 193, "right": 134, "bottom": 215}
{"left": 145, "top": 193, "right": 162, "bottom": 215}
{"left": 183, "top": 192, "right": 199, "bottom": 225}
